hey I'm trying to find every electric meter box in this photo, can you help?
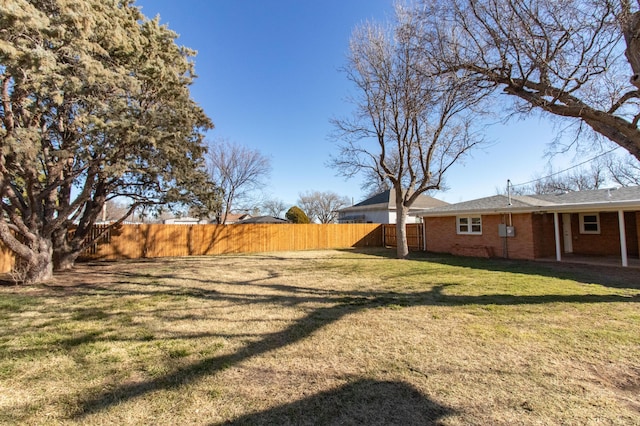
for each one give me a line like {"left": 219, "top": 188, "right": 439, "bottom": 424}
{"left": 498, "top": 224, "right": 515, "bottom": 237}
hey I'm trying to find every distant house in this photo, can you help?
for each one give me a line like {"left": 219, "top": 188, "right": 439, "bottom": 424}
{"left": 162, "top": 213, "right": 253, "bottom": 225}
{"left": 163, "top": 217, "right": 208, "bottom": 225}
{"left": 411, "top": 186, "right": 640, "bottom": 267}
{"left": 224, "top": 213, "right": 253, "bottom": 224}
{"left": 236, "top": 216, "right": 289, "bottom": 224}
{"left": 337, "top": 190, "right": 448, "bottom": 224}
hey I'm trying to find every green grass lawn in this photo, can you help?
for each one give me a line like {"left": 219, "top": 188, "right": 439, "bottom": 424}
{"left": 1, "top": 249, "right": 639, "bottom": 425}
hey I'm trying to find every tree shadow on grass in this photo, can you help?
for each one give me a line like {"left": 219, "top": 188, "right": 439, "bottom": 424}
{"left": 69, "top": 284, "right": 639, "bottom": 420}
{"left": 343, "top": 248, "right": 640, "bottom": 289}
{"left": 59, "top": 251, "right": 640, "bottom": 421}
{"left": 216, "top": 379, "right": 453, "bottom": 426}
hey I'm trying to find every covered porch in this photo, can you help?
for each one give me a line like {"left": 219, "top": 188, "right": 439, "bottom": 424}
{"left": 537, "top": 253, "right": 640, "bottom": 269}
{"left": 546, "top": 209, "right": 640, "bottom": 268}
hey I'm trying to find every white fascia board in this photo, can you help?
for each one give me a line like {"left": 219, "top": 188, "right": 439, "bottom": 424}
{"left": 411, "top": 199, "right": 640, "bottom": 217}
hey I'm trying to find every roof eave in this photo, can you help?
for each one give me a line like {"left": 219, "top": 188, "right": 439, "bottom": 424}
{"left": 411, "top": 199, "right": 640, "bottom": 217}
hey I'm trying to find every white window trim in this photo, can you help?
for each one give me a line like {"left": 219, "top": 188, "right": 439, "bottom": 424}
{"left": 579, "top": 213, "right": 600, "bottom": 234}
{"left": 457, "top": 216, "right": 482, "bottom": 235}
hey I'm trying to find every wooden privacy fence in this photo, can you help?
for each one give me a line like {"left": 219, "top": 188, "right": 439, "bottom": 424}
{"left": 0, "top": 223, "right": 427, "bottom": 272}
{"left": 78, "top": 223, "right": 383, "bottom": 261}
{"left": 383, "top": 223, "right": 424, "bottom": 251}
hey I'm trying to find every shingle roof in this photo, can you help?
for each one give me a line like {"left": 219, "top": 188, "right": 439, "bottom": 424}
{"left": 412, "top": 186, "right": 640, "bottom": 216}
{"left": 530, "top": 186, "right": 640, "bottom": 204}
{"left": 339, "top": 190, "right": 448, "bottom": 213}
{"left": 237, "top": 216, "right": 289, "bottom": 224}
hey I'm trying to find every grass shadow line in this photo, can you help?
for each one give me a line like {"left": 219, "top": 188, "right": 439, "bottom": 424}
{"left": 216, "top": 379, "right": 453, "bottom": 425}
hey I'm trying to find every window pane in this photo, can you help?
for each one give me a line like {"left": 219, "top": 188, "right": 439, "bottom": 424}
{"left": 471, "top": 224, "right": 481, "bottom": 232}
{"left": 471, "top": 217, "right": 481, "bottom": 225}
{"left": 581, "top": 214, "right": 599, "bottom": 233}
{"left": 584, "top": 223, "right": 598, "bottom": 232}
{"left": 459, "top": 218, "right": 468, "bottom": 225}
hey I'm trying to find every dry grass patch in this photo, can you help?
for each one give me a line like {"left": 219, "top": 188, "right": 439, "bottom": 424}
{"left": 0, "top": 248, "right": 639, "bottom": 425}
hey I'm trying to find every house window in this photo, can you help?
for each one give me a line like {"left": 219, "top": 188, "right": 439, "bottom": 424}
{"left": 457, "top": 216, "right": 482, "bottom": 235}
{"left": 579, "top": 213, "right": 600, "bottom": 234}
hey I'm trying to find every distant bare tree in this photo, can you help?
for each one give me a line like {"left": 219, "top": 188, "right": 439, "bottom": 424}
{"left": 605, "top": 153, "right": 640, "bottom": 185}
{"left": 207, "top": 139, "right": 271, "bottom": 224}
{"left": 360, "top": 168, "right": 392, "bottom": 199}
{"left": 331, "top": 8, "right": 489, "bottom": 258}
{"left": 102, "top": 200, "right": 132, "bottom": 222}
{"left": 298, "top": 191, "right": 351, "bottom": 223}
{"left": 261, "top": 198, "right": 288, "bottom": 218}
{"left": 502, "top": 153, "right": 640, "bottom": 195}
{"left": 529, "top": 166, "right": 607, "bottom": 194}
{"left": 412, "top": 0, "right": 640, "bottom": 161}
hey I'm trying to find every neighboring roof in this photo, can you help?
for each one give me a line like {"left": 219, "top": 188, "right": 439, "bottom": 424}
{"left": 163, "top": 217, "right": 207, "bottom": 224}
{"left": 225, "top": 213, "right": 252, "bottom": 223}
{"left": 339, "top": 190, "right": 449, "bottom": 213}
{"left": 237, "top": 215, "right": 289, "bottom": 224}
{"left": 412, "top": 186, "right": 640, "bottom": 217}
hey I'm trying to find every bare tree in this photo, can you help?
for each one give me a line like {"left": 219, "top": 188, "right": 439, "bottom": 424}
{"left": 413, "top": 0, "right": 640, "bottom": 161}
{"left": 331, "top": 8, "right": 488, "bottom": 258}
{"left": 500, "top": 152, "right": 640, "bottom": 194}
{"left": 102, "top": 200, "right": 133, "bottom": 222}
{"left": 605, "top": 153, "right": 640, "bottom": 185}
{"left": 298, "top": 191, "right": 351, "bottom": 223}
{"left": 526, "top": 165, "right": 607, "bottom": 194}
{"left": 261, "top": 198, "right": 288, "bottom": 218}
{"left": 207, "top": 139, "right": 271, "bottom": 224}
{"left": 360, "top": 168, "right": 392, "bottom": 199}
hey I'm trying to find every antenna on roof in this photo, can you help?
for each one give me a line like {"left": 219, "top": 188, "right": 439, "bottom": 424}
{"left": 507, "top": 179, "right": 513, "bottom": 206}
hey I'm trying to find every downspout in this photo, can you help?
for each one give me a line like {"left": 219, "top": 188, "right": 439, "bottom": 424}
{"left": 505, "top": 180, "right": 512, "bottom": 259}
{"left": 502, "top": 214, "right": 509, "bottom": 259}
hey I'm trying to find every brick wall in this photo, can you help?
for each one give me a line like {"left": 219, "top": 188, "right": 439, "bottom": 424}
{"left": 425, "top": 211, "right": 640, "bottom": 261}
{"left": 424, "top": 213, "right": 537, "bottom": 260}
{"left": 626, "top": 212, "right": 639, "bottom": 257}
{"left": 532, "top": 213, "right": 557, "bottom": 258}
{"left": 569, "top": 212, "right": 638, "bottom": 257}
{"left": 637, "top": 212, "right": 640, "bottom": 257}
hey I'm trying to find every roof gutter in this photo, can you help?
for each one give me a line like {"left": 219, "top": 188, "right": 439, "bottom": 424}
{"left": 411, "top": 199, "right": 640, "bottom": 217}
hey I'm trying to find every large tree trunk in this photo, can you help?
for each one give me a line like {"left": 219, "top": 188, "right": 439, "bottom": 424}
{"left": 52, "top": 227, "right": 78, "bottom": 271}
{"left": 395, "top": 194, "right": 410, "bottom": 259}
{"left": 16, "top": 239, "right": 54, "bottom": 285}
{"left": 0, "top": 223, "right": 54, "bottom": 284}
{"left": 53, "top": 250, "right": 80, "bottom": 271}
{"left": 23, "top": 248, "right": 54, "bottom": 284}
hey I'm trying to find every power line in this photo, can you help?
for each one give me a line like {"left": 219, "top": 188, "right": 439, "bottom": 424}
{"left": 510, "top": 146, "right": 622, "bottom": 187}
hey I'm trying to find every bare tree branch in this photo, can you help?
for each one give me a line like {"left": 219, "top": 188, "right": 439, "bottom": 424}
{"left": 330, "top": 7, "right": 489, "bottom": 258}
{"left": 414, "top": 0, "right": 640, "bottom": 160}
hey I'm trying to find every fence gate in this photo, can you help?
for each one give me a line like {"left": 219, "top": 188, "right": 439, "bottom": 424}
{"left": 383, "top": 224, "right": 424, "bottom": 251}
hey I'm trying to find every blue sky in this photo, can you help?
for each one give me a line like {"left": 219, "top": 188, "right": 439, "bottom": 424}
{"left": 135, "top": 0, "right": 593, "bottom": 207}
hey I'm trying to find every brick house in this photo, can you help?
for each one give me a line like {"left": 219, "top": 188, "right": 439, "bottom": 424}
{"left": 411, "top": 186, "right": 640, "bottom": 267}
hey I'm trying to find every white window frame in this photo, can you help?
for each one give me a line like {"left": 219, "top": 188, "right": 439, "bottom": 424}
{"left": 579, "top": 213, "right": 600, "bottom": 234}
{"left": 457, "top": 216, "right": 482, "bottom": 235}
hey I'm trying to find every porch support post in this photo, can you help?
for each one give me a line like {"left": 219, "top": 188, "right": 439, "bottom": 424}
{"left": 618, "top": 210, "right": 628, "bottom": 267}
{"left": 553, "top": 212, "right": 562, "bottom": 262}
{"left": 422, "top": 217, "right": 427, "bottom": 251}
